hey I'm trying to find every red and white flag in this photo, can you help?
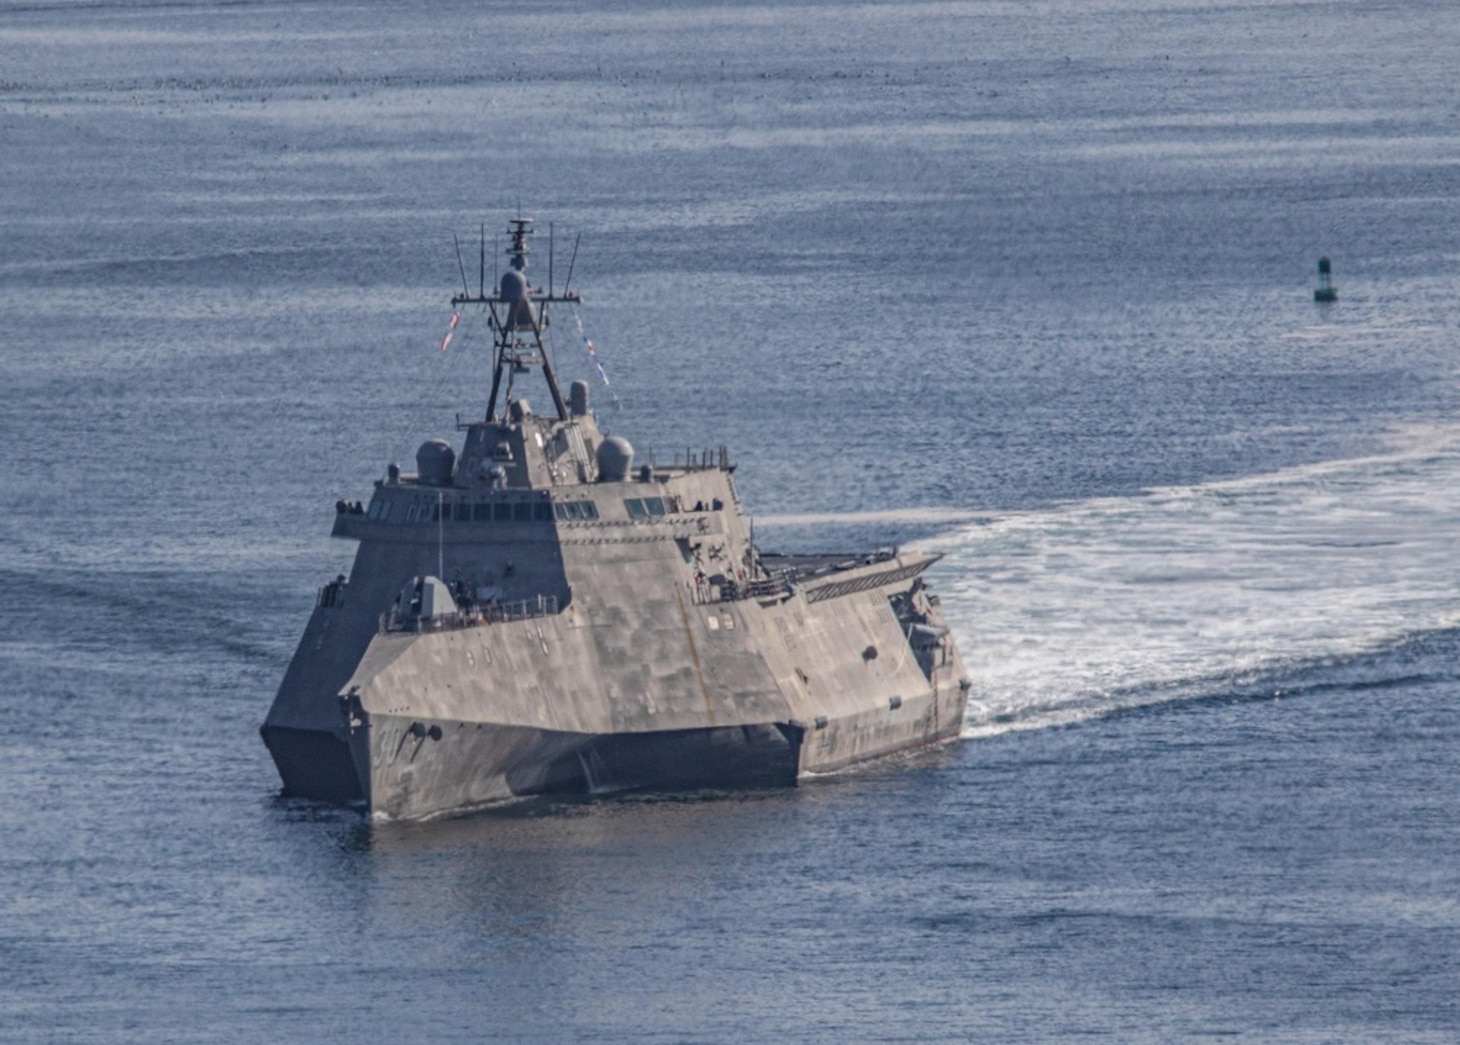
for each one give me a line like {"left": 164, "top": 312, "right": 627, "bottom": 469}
{"left": 439, "top": 311, "right": 461, "bottom": 352}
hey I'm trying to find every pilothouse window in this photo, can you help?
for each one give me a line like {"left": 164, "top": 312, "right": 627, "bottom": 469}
{"left": 627, "top": 496, "right": 666, "bottom": 518}
{"left": 555, "top": 500, "right": 600, "bottom": 521}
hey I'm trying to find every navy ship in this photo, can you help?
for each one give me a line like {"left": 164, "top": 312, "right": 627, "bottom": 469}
{"left": 261, "top": 218, "right": 969, "bottom": 819}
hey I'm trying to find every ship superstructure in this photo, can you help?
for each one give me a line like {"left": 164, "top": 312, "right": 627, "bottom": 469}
{"left": 261, "top": 218, "right": 969, "bottom": 819}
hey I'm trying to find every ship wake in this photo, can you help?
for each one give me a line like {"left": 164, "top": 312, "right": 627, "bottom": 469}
{"left": 916, "top": 423, "right": 1460, "bottom": 737}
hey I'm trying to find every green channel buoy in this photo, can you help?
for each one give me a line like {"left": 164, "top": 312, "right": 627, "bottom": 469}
{"left": 1314, "top": 256, "right": 1337, "bottom": 302}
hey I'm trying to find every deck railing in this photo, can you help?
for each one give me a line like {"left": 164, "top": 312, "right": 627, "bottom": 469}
{"left": 381, "top": 594, "right": 560, "bottom": 634}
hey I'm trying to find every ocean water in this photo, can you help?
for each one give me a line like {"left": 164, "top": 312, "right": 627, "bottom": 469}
{"left": 3, "top": 0, "right": 1460, "bottom": 1040}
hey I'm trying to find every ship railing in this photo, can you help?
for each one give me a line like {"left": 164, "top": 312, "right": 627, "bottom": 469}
{"left": 380, "top": 594, "right": 560, "bottom": 634}
{"left": 646, "top": 445, "right": 734, "bottom": 473}
{"left": 741, "top": 575, "right": 792, "bottom": 600}
{"left": 695, "top": 572, "right": 793, "bottom": 605}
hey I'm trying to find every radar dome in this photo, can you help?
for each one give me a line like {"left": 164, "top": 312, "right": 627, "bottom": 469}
{"left": 416, "top": 438, "right": 456, "bottom": 486}
{"left": 499, "top": 268, "right": 527, "bottom": 301}
{"left": 596, "top": 435, "right": 634, "bottom": 483}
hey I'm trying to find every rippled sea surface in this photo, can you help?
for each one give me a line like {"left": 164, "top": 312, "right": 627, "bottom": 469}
{"left": 4, "top": 1, "right": 1460, "bottom": 1040}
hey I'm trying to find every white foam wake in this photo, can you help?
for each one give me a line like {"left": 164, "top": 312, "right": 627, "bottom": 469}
{"left": 915, "top": 424, "right": 1460, "bottom": 737}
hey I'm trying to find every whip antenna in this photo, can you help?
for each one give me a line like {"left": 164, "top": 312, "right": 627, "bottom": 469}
{"left": 563, "top": 232, "right": 582, "bottom": 295}
{"left": 452, "top": 233, "right": 470, "bottom": 297}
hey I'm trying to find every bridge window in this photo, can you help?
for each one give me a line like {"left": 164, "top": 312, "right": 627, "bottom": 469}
{"left": 494, "top": 503, "right": 514, "bottom": 522}
{"left": 473, "top": 503, "right": 492, "bottom": 522}
{"left": 627, "top": 496, "right": 667, "bottom": 517}
{"left": 556, "top": 500, "right": 600, "bottom": 521}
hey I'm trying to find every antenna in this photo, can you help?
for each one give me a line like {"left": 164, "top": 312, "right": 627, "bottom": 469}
{"left": 469, "top": 218, "right": 578, "bottom": 423}
{"left": 563, "top": 232, "right": 582, "bottom": 295}
{"left": 478, "top": 224, "right": 486, "bottom": 298}
{"left": 452, "top": 233, "right": 470, "bottom": 297}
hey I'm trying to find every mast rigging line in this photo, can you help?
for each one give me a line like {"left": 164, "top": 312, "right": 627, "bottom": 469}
{"left": 571, "top": 303, "right": 623, "bottom": 423}
{"left": 384, "top": 306, "right": 479, "bottom": 465}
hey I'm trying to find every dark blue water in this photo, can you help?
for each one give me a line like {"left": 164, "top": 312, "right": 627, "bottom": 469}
{"left": 4, "top": 1, "right": 1460, "bottom": 1040}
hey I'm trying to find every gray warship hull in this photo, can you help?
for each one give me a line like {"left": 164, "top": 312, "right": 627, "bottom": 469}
{"left": 261, "top": 218, "right": 969, "bottom": 820}
{"left": 264, "top": 545, "right": 967, "bottom": 820}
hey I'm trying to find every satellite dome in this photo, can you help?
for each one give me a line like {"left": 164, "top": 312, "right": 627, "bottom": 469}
{"left": 416, "top": 438, "right": 456, "bottom": 486}
{"left": 596, "top": 435, "right": 634, "bottom": 483}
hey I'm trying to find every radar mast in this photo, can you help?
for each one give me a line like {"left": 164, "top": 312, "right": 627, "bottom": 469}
{"left": 453, "top": 217, "right": 580, "bottom": 422}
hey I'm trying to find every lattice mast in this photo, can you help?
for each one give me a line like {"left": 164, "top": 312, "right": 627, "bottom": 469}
{"left": 453, "top": 218, "right": 581, "bottom": 422}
